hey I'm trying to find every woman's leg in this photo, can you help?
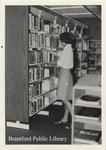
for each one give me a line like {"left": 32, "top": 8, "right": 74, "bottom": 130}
{"left": 64, "top": 100, "right": 72, "bottom": 125}
{"left": 64, "top": 101, "right": 72, "bottom": 115}
{"left": 61, "top": 104, "right": 69, "bottom": 123}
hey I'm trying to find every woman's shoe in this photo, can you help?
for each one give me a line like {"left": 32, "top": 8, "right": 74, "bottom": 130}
{"left": 54, "top": 121, "right": 62, "bottom": 125}
{"left": 54, "top": 120, "right": 68, "bottom": 125}
{"left": 65, "top": 125, "right": 71, "bottom": 130}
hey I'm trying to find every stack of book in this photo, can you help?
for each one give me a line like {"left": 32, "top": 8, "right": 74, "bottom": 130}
{"left": 74, "top": 129, "right": 101, "bottom": 144}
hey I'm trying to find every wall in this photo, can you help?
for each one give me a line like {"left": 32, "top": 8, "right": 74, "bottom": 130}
{"left": 77, "top": 17, "right": 101, "bottom": 40}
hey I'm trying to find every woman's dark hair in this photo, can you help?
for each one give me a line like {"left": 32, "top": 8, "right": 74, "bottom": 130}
{"left": 71, "top": 38, "right": 78, "bottom": 85}
{"left": 59, "top": 32, "right": 75, "bottom": 44}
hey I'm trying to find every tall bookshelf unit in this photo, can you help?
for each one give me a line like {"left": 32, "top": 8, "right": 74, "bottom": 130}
{"left": 5, "top": 6, "right": 88, "bottom": 129}
{"left": 76, "top": 38, "right": 88, "bottom": 79}
{"left": 87, "top": 40, "right": 101, "bottom": 74}
{"left": 72, "top": 74, "right": 101, "bottom": 144}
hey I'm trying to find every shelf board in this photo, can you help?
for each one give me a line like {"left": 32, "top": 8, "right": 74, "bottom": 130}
{"left": 29, "top": 28, "right": 59, "bottom": 37}
{"left": 29, "top": 29, "right": 59, "bottom": 38}
{"left": 74, "top": 102, "right": 101, "bottom": 108}
{"left": 29, "top": 46, "right": 52, "bottom": 50}
{"left": 74, "top": 74, "right": 101, "bottom": 91}
{"left": 29, "top": 28, "right": 50, "bottom": 35}
{"left": 29, "top": 87, "right": 57, "bottom": 101}
{"left": 29, "top": 95, "right": 57, "bottom": 117}
{"left": 74, "top": 98, "right": 101, "bottom": 108}
{"left": 74, "top": 115, "right": 101, "bottom": 125}
{"left": 29, "top": 62, "right": 56, "bottom": 67}
{"left": 29, "top": 75, "right": 57, "bottom": 84}
{"left": 29, "top": 47, "right": 57, "bottom": 52}
{"left": 74, "top": 138, "right": 99, "bottom": 145}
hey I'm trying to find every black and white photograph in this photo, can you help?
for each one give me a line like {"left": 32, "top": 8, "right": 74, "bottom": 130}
{"left": 3, "top": 4, "right": 104, "bottom": 147}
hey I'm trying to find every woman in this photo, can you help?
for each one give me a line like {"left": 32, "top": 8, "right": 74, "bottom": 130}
{"left": 54, "top": 32, "right": 75, "bottom": 129}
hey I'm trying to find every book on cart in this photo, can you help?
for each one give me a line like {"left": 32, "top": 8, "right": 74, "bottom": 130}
{"left": 74, "top": 129, "right": 101, "bottom": 144}
{"left": 75, "top": 107, "right": 101, "bottom": 121}
{"left": 75, "top": 94, "right": 100, "bottom": 106}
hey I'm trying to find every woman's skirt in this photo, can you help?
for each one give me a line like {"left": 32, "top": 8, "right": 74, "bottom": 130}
{"left": 57, "top": 68, "right": 73, "bottom": 101}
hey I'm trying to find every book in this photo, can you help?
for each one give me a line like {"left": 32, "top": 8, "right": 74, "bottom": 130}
{"left": 29, "top": 83, "right": 42, "bottom": 99}
{"left": 74, "top": 129, "right": 101, "bottom": 144}
{"left": 44, "top": 68, "right": 50, "bottom": 77}
{"left": 29, "top": 68, "right": 34, "bottom": 82}
{"left": 44, "top": 24, "right": 50, "bottom": 33}
{"left": 44, "top": 96, "right": 50, "bottom": 106}
{"left": 29, "top": 96, "right": 46, "bottom": 115}
{"left": 45, "top": 36, "right": 50, "bottom": 47}
{"left": 29, "top": 50, "right": 37, "bottom": 64}
{"left": 42, "top": 80, "right": 51, "bottom": 92}
{"left": 33, "top": 68, "right": 37, "bottom": 81}
{"left": 29, "top": 67, "right": 44, "bottom": 82}
{"left": 76, "top": 107, "right": 101, "bottom": 120}
{"left": 31, "top": 99, "right": 38, "bottom": 113}
{"left": 40, "top": 17, "right": 44, "bottom": 31}
{"left": 29, "top": 85, "right": 34, "bottom": 98}
{"left": 37, "top": 97, "right": 43, "bottom": 110}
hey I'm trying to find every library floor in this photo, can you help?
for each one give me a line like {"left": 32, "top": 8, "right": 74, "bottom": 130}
{"left": 6, "top": 101, "right": 71, "bottom": 144}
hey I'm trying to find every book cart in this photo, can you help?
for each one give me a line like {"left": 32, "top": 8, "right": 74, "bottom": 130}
{"left": 5, "top": 6, "right": 88, "bottom": 129}
{"left": 71, "top": 74, "right": 101, "bottom": 144}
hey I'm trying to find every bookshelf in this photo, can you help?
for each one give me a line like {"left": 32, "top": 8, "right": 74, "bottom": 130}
{"left": 75, "top": 38, "right": 88, "bottom": 79}
{"left": 72, "top": 74, "right": 101, "bottom": 144}
{"left": 87, "top": 40, "right": 101, "bottom": 74}
{"left": 5, "top": 6, "right": 88, "bottom": 129}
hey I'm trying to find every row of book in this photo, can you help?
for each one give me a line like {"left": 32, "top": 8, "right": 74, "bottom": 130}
{"left": 29, "top": 78, "right": 58, "bottom": 99}
{"left": 29, "top": 13, "right": 44, "bottom": 30}
{"left": 77, "top": 60, "right": 88, "bottom": 68}
{"left": 89, "top": 41, "right": 101, "bottom": 49}
{"left": 29, "top": 89, "right": 57, "bottom": 115}
{"left": 29, "top": 50, "right": 57, "bottom": 64}
{"left": 29, "top": 13, "right": 70, "bottom": 34}
{"left": 88, "top": 41, "right": 101, "bottom": 74}
{"left": 29, "top": 32, "right": 62, "bottom": 48}
{"left": 29, "top": 82, "right": 42, "bottom": 99}
{"left": 29, "top": 96, "right": 45, "bottom": 115}
{"left": 29, "top": 67, "right": 57, "bottom": 82}
{"left": 76, "top": 41, "right": 83, "bottom": 49}
{"left": 76, "top": 69, "right": 88, "bottom": 78}
{"left": 76, "top": 40, "right": 88, "bottom": 51}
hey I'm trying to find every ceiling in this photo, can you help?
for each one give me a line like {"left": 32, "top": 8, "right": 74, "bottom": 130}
{"left": 45, "top": 5, "right": 101, "bottom": 20}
